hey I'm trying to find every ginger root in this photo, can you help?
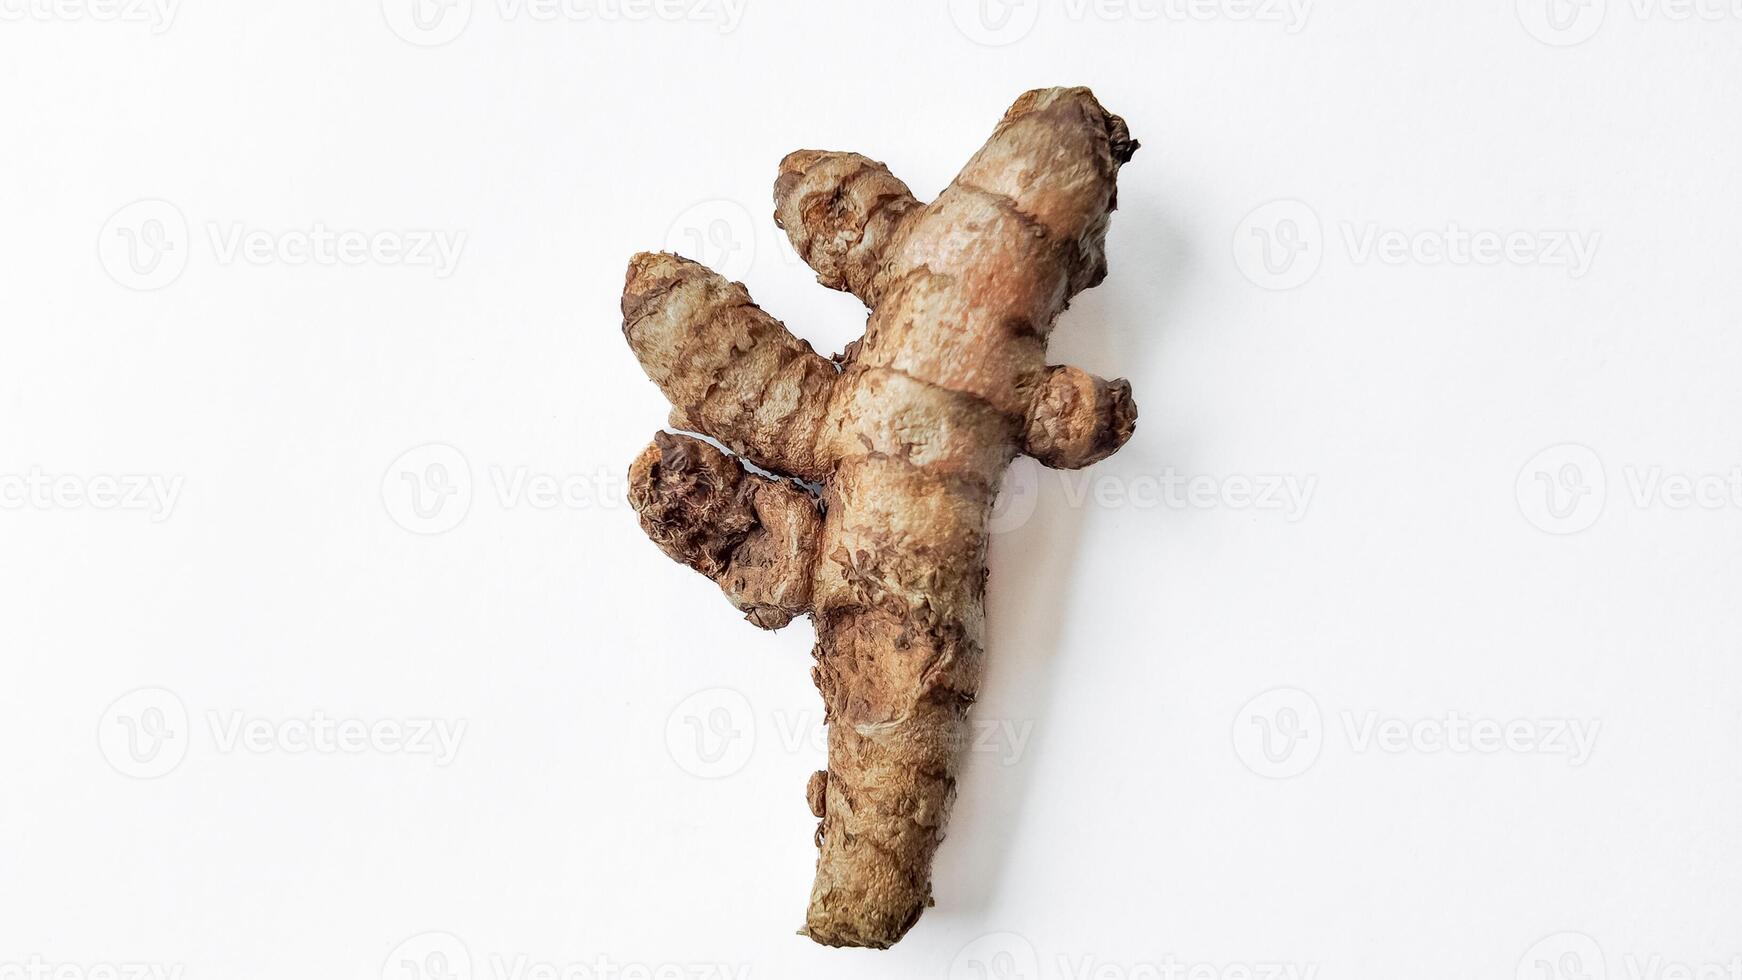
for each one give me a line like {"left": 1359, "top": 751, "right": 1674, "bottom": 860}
{"left": 623, "top": 87, "right": 1138, "bottom": 948}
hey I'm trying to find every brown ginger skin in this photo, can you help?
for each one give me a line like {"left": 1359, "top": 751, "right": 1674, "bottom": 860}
{"left": 622, "top": 87, "right": 1138, "bottom": 948}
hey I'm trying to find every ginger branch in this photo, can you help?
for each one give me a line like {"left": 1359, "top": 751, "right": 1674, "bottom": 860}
{"left": 621, "top": 86, "right": 1139, "bottom": 949}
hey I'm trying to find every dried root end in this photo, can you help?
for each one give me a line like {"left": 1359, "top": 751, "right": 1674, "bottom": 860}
{"left": 627, "top": 432, "right": 756, "bottom": 577}
{"left": 628, "top": 432, "right": 821, "bottom": 629}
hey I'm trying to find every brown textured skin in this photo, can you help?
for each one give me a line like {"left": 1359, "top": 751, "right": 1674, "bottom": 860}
{"left": 622, "top": 87, "right": 1138, "bottom": 948}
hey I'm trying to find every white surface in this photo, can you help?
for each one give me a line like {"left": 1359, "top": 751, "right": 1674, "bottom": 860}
{"left": 3, "top": 1, "right": 1740, "bottom": 977}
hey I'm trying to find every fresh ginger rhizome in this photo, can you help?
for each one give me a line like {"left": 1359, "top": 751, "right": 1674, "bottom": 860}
{"left": 623, "top": 87, "right": 1138, "bottom": 948}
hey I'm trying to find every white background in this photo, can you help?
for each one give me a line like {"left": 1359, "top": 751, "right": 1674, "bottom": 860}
{"left": 3, "top": 0, "right": 1740, "bottom": 977}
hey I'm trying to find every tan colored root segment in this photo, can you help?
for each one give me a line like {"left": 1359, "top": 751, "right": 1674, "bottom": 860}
{"left": 797, "top": 88, "right": 1134, "bottom": 947}
{"left": 773, "top": 150, "right": 922, "bottom": 308}
{"left": 622, "top": 253, "right": 837, "bottom": 483}
{"left": 1023, "top": 365, "right": 1139, "bottom": 470}
{"left": 800, "top": 603, "right": 983, "bottom": 948}
{"left": 624, "top": 86, "right": 1139, "bottom": 948}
